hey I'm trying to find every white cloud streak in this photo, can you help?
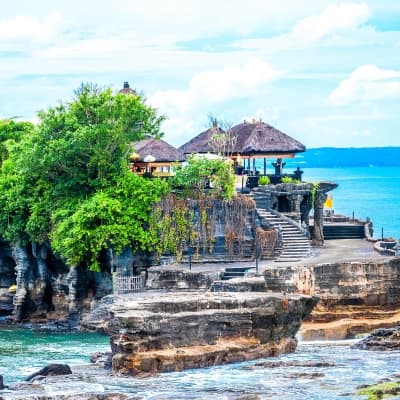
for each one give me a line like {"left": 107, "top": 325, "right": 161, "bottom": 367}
{"left": 150, "top": 59, "right": 283, "bottom": 113}
{"left": 149, "top": 59, "right": 283, "bottom": 144}
{"left": 329, "top": 64, "right": 400, "bottom": 105}
{"left": 236, "top": 2, "right": 371, "bottom": 50}
{"left": 0, "top": 14, "right": 61, "bottom": 41}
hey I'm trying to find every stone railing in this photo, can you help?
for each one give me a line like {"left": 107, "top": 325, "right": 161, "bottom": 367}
{"left": 115, "top": 274, "right": 145, "bottom": 294}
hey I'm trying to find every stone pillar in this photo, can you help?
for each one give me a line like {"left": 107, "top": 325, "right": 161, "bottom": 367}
{"left": 312, "top": 191, "right": 327, "bottom": 246}
{"left": 30, "top": 243, "right": 49, "bottom": 313}
{"left": 11, "top": 245, "right": 32, "bottom": 321}
{"left": 67, "top": 267, "right": 80, "bottom": 317}
{"left": 312, "top": 182, "right": 338, "bottom": 246}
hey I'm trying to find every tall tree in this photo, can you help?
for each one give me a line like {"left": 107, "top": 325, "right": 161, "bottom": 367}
{"left": 0, "top": 83, "right": 168, "bottom": 270}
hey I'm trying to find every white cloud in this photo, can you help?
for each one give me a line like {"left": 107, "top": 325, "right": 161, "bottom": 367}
{"left": 329, "top": 64, "right": 400, "bottom": 105}
{"left": 291, "top": 2, "right": 370, "bottom": 46}
{"left": 242, "top": 107, "right": 280, "bottom": 124}
{"left": 150, "top": 59, "right": 283, "bottom": 113}
{"left": 0, "top": 14, "right": 61, "bottom": 41}
{"left": 149, "top": 59, "right": 283, "bottom": 145}
{"left": 305, "top": 111, "right": 382, "bottom": 122}
{"left": 351, "top": 129, "right": 372, "bottom": 138}
{"left": 236, "top": 2, "right": 370, "bottom": 50}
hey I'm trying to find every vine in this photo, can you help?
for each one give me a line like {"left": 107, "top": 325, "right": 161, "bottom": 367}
{"left": 311, "top": 182, "right": 320, "bottom": 209}
{"left": 223, "top": 195, "right": 256, "bottom": 258}
{"left": 256, "top": 227, "right": 278, "bottom": 258}
{"left": 151, "top": 193, "right": 256, "bottom": 262}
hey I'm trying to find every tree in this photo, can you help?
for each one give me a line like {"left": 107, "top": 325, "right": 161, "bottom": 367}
{"left": 0, "top": 118, "right": 33, "bottom": 165}
{"left": 0, "top": 83, "right": 168, "bottom": 270}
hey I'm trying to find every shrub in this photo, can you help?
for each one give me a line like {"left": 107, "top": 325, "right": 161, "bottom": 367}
{"left": 281, "top": 176, "right": 294, "bottom": 183}
{"left": 258, "top": 175, "right": 270, "bottom": 185}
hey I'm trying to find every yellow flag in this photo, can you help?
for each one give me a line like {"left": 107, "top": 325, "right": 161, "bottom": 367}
{"left": 324, "top": 195, "right": 333, "bottom": 209}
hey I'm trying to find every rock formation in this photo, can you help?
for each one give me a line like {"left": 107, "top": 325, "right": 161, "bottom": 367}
{"left": 264, "top": 258, "right": 400, "bottom": 339}
{"left": 352, "top": 326, "right": 400, "bottom": 350}
{"left": 26, "top": 364, "right": 72, "bottom": 382}
{"left": 83, "top": 291, "right": 317, "bottom": 376}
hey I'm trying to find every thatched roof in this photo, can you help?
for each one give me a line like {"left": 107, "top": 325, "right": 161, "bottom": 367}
{"left": 119, "top": 81, "right": 138, "bottom": 96}
{"left": 178, "top": 126, "right": 225, "bottom": 155}
{"left": 132, "top": 138, "right": 185, "bottom": 162}
{"left": 179, "top": 121, "right": 306, "bottom": 156}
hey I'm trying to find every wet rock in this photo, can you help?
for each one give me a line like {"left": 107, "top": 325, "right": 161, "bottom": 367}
{"left": 351, "top": 326, "right": 400, "bottom": 350}
{"left": 253, "top": 360, "right": 335, "bottom": 368}
{"left": 90, "top": 352, "right": 113, "bottom": 369}
{"left": 26, "top": 363, "right": 72, "bottom": 382}
{"left": 235, "top": 395, "right": 261, "bottom": 400}
{"left": 284, "top": 372, "right": 325, "bottom": 379}
{"left": 0, "top": 374, "right": 6, "bottom": 390}
{"left": 80, "top": 295, "right": 115, "bottom": 333}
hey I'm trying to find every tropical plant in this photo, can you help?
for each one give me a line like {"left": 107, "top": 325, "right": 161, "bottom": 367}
{"left": 311, "top": 182, "right": 320, "bottom": 207}
{"left": 258, "top": 175, "right": 270, "bottom": 185}
{"left": 281, "top": 176, "right": 294, "bottom": 183}
{"left": 170, "top": 155, "right": 236, "bottom": 200}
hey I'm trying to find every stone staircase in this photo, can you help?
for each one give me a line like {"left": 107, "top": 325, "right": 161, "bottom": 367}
{"left": 220, "top": 266, "right": 256, "bottom": 280}
{"left": 310, "top": 224, "right": 365, "bottom": 240}
{"left": 256, "top": 209, "right": 311, "bottom": 263}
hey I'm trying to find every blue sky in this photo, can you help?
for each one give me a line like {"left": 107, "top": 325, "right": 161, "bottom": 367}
{"left": 1, "top": 1, "right": 400, "bottom": 148}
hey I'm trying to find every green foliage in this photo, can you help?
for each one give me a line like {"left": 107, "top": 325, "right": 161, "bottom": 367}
{"left": 311, "top": 182, "right": 320, "bottom": 208}
{"left": 171, "top": 155, "right": 236, "bottom": 199}
{"left": 0, "top": 119, "right": 33, "bottom": 165}
{"left": 51, "top": 172, "right": 168, "bottom": 270}
{"left": 358, "top": 381, "right": 400, "bottom": 399}
{"left": 258, "top": 175, "right": 270, "bottom": 185}
{"left": 0, "top": 83, "right": 166, "bottom": 271}
{"left": 150, "top": 195, "right": 196, "bottom": 262}
{"left": 280, "top": 176, "right": 301, "bottom": 184}
{"left": 281, "top": 176, "right": 294, "bottom": 183}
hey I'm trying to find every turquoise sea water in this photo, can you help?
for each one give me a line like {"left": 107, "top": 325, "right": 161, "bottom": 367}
{"left": 1, "top": 329, "right": 399, "bottom": 399}
{"left": 0, "top": 328, "right": 110, "bottom": 384}
{"left": 303, "top": 167, "right": 400, "bottom": 239}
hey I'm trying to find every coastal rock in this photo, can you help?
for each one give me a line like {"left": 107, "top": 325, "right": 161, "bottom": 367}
{"left": 351, "top": 326, "right": 400, "bottom": 350}
{"left": 0, "top": 374, "right": 6, "bottom": 390}
{"left": 85, "top": 291, "right": 317, "bottom": 376}
{"left": 264, "top": 258, "right": 400, "bottom": 339}
{"left": 26, "top": 363, "right": 72, "bottom": 382}
{"left": 253, "top": 360, "right": 336, "bottom": 368}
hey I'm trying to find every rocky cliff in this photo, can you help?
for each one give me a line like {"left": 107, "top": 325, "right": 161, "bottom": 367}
{"left": 263, "top": 258, "right": 400, "bottom": 339}
{"left": 82, "top": 291, "right": 317, "bottom": 376}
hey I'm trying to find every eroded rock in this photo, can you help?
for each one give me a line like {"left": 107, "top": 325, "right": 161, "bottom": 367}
{"left": 352, "top": 326, "right": 400, "bottom": 350}
{"left": 26, "top": 363, "right": 72, "bottom": 382}
{"left": 85, "top": 291, "right": 317, "bottom": 376}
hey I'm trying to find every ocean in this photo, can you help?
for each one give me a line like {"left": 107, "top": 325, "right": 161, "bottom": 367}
{"left": 303, "top": 167, "right": 400, "bottom": 239}
{"left": 0, "top": 329, "right": 399, "bottom": 399}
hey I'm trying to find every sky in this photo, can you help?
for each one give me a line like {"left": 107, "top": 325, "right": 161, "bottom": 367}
{"left": 1, "top": 0, "right": 400, "bottom": 148}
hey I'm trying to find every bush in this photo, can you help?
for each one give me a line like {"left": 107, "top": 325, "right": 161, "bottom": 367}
{"left": 258, "top": 175, "right": 270, "bottom": 185}
{"left": 281, "top": 176, "right": 294, "bottom": 183}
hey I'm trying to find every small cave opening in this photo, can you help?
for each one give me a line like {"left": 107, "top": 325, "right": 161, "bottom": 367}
{"left": 0, "top": 256, "right": 17, "bottom": 288}
{"left": 277, "top": 196, "right": 291, "bottom": 213}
